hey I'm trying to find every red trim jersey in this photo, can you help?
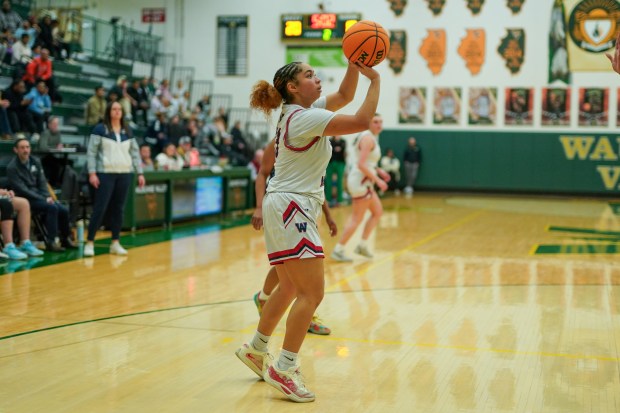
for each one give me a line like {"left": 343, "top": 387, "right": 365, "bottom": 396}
{"left": 266, "top": 97, "right": 335, "bottom": 204}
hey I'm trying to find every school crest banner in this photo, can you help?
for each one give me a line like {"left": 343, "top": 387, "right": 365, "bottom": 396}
{"left": 565, "top": 0, "right": 620, "bottom": 71}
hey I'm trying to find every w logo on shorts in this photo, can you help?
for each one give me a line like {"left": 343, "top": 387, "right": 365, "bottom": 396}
{"left": 295, "top": 222, "right": 308, "bottom": 233}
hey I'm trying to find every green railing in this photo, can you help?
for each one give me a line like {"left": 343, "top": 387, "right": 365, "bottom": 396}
{"left": 80, "top": 15, "right": 162, "bottom": 65}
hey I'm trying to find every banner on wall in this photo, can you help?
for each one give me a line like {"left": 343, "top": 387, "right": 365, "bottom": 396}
{"left": 387, "top": 30, "right": 407, "bottom": 74}
{"left": 420, "top": 29, "right": 446, "bottom": 75}
{"left": 386, "top": 0, "right": 408, "bottom": 16}
{"left": 468, "top": 87, "right": 497, "bottom": 125}
{"left": 425, "top": 0, "right": 446, "bottom": 16}
{"left": 578, "top": 87, "right": 609, "bottom": 126}
{"left": 541, "top": 87, "right": 571, "bottom": 126}
{"left": 566, "top": 0, "right": 620, "bottom": 71}
{"left": 399, "top": 87, "right": 426, "bottom": 124}
{"left": 465, "top": 0, "right": 486, "bottom": 15}
{"left": 549, "top": 0, "right": 570, "bottom": 83}
{"left": 433, "top": 87, "right": 461, "bottom": 124}
{"left": 507, "top": 0, "right": 526, "bottom": 14}
{"left": 458, "top": 29, "right": 486, "bottom": 75}
{"left": 505, "top": 87, "right": 534, "bottom": 126}
{"left": 497, "top": 29, "right": 525, "bottom": 74}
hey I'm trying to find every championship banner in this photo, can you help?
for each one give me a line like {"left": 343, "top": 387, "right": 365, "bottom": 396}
{"left": 565, "top": 0, "right": 620, "bottom": 71}
{"left": 420, "top": 29, "right": 446, "bottom": 75}
{"left": 399, "top": 87, "right": 426, "bottom": 124}
{"left": 578, "top": 87, "right": 609, "bottom": 126}
{"left": 387, "top": 30, "right": 407, "bottom": 74}
{"left": 549, "top": 0, "right": 570, "bottom": 83}
{"left": 468, "top": 87, "right": 497, "bottom": 125}
{"left": 458, "top": 29, "right": 485, "bottom": 75}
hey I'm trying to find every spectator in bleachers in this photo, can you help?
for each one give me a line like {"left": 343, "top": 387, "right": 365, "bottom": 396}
{"left": 140, "top": 76, "right": 152, "bottom": 100}
{"left": 0, "top": 89, "right": 12, "bottom": 139}
{"left": 143, "top": 111, "right": 168, "bottom": 156}
{"left": 127, "top": 78, "right": 149, "bottom": 126}
{"left": 37, "top": 115, "right": 61, "bottom": 150}
{"left": 218, "top": 135, "right": 246, "bottom": 166}
{"left": 7, "top": 138, "right": 76, "bottom": 252}
{"left": 173, "top": 79, "right": 186, "bottom": 97}
{"left": 167, "top": 114, "right": 185, "bottom": 145}
{"left": 0, "top": 189, "right": 44, "bottom": 259}
{"left": 23, "top": 48, "right": 60, "bottom": 103}
{"left": 85, "top": 85, "right": 106, "bottom": 126}
{"left": 50, "top": 19, "right": 71, "bottom": 61}
{"left": 0, "top": 27, "right": 13, "bottom": 66}
{"left": 149, "top": 91, "right": 164, "bottom": 117}
{"left": 25, "top": 80, "right": 51, "bottom": 134}
{"left": 177, "top": 90, "right": 192, "bottom": 120}
{"left": 139, "top": 143, "right": 154, "bottom": 171}
{"left": 108, "top": 75, "right": 136, "bottom": 127}
{"left": 247, "top": 147, "right": 263, "bottom": 181}
{"left": 177, "top": 136, "right": 200, "bottom": 168}
{"left": 230, "top": 120, "right": 250, "bottom": 161}
{"left": 197, "top": 94, "right": 211, "bottom": 121}
{"left": 11, "top": 32, "right": 31, "bottom": 66}
{"left": 216, "top": 106, "right": 229, "bottom": 130}
{"left": 155, "top": 142, "right": 183, "bottom": 171}
{"left": 186, "top": 118, "right": 203, "bottom": 146}
{"left": 0, "top": 1, "right": 22, "bottom": 34}
{"left": 14, "top": 18, "right": 38, "bottom": 49}
{"left": 4, "top": 79, "right": 35, "bottom": 136}
{"left": 36, "top": 14, "right": 53, "bottom": 53}
{"left": 38, "top": 116, "right": 80, "bottom": 223}
{"left": 157, "top": 78, "right": 172, "bottom": 101}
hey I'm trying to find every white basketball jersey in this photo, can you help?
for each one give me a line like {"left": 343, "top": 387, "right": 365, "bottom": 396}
{"left": 350, "top": 130, "right": 381, "bottom": 178}
{"left": 267, "top": 96, "right": 335, "bottom": 203}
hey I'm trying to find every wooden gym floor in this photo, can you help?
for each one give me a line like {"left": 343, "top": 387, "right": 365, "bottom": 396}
{"left": 0, "top": 192, "right": 618, "bottom": 413}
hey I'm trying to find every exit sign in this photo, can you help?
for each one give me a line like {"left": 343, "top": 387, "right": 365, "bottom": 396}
{"left": 142, "top": 8, "right": 166, "bottom": 23}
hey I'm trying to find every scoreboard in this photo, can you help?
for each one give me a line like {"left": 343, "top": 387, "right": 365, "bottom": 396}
{"left": 281, "top": 13, "right": 362, "bottom": 44}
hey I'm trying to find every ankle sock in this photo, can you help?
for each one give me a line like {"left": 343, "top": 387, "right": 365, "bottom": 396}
{"left": 251, "top": 331, "right": 270, "bottom": 352}
{"left": 277, "top": 349, "right": 298, "bottom": 371}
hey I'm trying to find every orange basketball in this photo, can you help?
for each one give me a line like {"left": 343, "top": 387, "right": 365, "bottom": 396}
{"left": 342, "top": 20, "right": 390, "bottom": 67}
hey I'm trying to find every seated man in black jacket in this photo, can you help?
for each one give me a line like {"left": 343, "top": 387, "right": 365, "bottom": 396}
{"left": 7, "top": 138, "right": 76, "bottom": 251}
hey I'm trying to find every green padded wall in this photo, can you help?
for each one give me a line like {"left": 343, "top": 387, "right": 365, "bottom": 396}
{"left": 381, "top": 130, "right": 620, "bottom": 196}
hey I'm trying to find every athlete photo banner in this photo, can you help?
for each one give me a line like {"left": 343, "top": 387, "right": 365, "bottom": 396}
{"left": 468, "top": 87, "right": 497, "bottom": 125}
{"left": 578, "top": 87, "right": 608, "bottom": 126}
{"left": 399, "top": 87, "right": 426, "bottom": 124}
{"left": 541, "top": 87, "right": 571, "bottom": 126}
{"left": 505, "top": 87, "right": 534, "bottom": 126}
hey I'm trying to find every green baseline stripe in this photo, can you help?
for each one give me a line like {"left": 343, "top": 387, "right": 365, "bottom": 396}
{"left": 548, "top": 226, "right": 620, "bottom": 237}
{"left": 535, "top": 244, "right": 620, "bottom": 254}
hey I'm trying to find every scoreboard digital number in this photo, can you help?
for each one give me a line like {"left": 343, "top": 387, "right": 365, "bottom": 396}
{"left": 281, "top": 13, "right": 362, "bottom": 44}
